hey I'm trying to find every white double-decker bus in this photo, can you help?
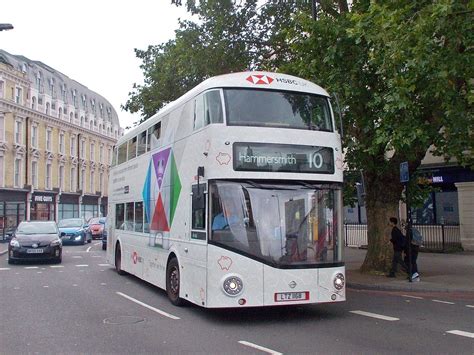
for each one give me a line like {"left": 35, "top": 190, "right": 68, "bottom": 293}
{"left": 107, "top": 72, "right": 345, "bottom": 308}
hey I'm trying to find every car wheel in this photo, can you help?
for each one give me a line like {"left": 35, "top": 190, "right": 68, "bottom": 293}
{"left": 166, "top": 258, "right": 183, "bottom": 306}
{"left": 115, "top": 243, "right": 126, "bottom": 275}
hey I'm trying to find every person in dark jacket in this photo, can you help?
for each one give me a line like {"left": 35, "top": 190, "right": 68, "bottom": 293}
{"left": 387, "top": 217, "right": 408, "bottom": 277}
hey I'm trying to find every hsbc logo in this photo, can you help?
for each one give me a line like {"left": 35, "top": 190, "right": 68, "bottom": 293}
{"left": 246, "top": 74, "right": 274, "bottom": 85}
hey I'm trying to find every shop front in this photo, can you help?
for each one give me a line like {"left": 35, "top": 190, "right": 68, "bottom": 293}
{"left": 0, "top": 189, "right": 27, "bottom": 240}
{"left": 30, "top": 192, "right": 57, "bottom": 221}
{"left": 58, "top": 193, "right": 80, "bottom": 221}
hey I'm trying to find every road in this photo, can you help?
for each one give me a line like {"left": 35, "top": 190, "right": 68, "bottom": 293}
{"left": 0, "top": 242, "right": 473, "bottom": 354}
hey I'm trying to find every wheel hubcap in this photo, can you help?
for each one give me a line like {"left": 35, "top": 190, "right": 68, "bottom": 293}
{"left": 170, "top": 267, "right": 179, "bottom": 295}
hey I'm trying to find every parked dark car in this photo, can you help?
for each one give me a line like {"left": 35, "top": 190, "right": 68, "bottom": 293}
{"left": 87, "top": 217, "right": 106, "bottom": 240}
{"left": 8, "top": 221, "right": 62, "bottom": 264}
{"left": 58, "top": 218, "right": 91, "bottom": 245}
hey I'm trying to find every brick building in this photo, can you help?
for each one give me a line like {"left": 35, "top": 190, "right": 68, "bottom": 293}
{"left": 0, "top": 49, "right": 123, "bottom": 237}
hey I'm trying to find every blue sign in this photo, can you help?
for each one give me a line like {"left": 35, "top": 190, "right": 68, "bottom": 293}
{"left": 400, "top": 162, "right": 409, "bottom": 183}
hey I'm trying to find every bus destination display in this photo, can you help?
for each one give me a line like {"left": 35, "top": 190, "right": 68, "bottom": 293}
{"left": 233, "top": 142, "right": 334, "bottom": 174}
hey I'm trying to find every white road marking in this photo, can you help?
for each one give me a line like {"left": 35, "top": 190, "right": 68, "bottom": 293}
{"left": 238, "top": 341, "right": 283, "bottom": 355}
{"left": 25, "top": 267, "right": 38, "bottom": 269}
{"left": 101, "top": 283, "right": 106, "bottom": 285}
{"left": 72, "top": 256, "right": 83, "bottom": 259}
{"left": 50, "top": 265, "right": 64, "bottom": 268}
{"left": 116, "top": 292, "right": 180, "bottom": 320}
{"left": 86, "top": 247, "right": 92, "bottom": 252}
{"left": 75, "top": 264, "right": 89, "bottom": 267}
{"left": 43, "top": 285, "right": 49, "bottom": 288}
{"left": 94, "top": 242, "right": 101, "bottom": 246}
{"left": 91, "top": 255, "right": 102, "bottom": 258}
{"left": 446, "top": 330, "right": 474, "bottom": 339}
{"left": 350, "top": 310, "right": 399, "bottom": 321}
{"left": 37, "top": 271, "right": 42, "bottom": 274}
{"left": 72, "top": 284, "right": 78, "bottom": 287}
{"left": 0, "top": 268, "right": 11, "bottom": 271}
{"left": 402, "top": 295, "right": 424, "bottom": 299}
{"left": 14, "top": 287, "right": 20, "bottom": 290}
{"left": 432, "top": 300, "right": 455, "bottom": 305}
{"left": 98, "top": 264, "right": 109, "bottom": 267}
{"left": 465, "top": 305, "right": 474, "bottom": 308}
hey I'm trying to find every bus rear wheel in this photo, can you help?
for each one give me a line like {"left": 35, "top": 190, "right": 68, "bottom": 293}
{"left": 166, "top": 258, "right": 183, "bottom": 306}
{"left": 115, "top": 243, "right": 126, "bottom": 275}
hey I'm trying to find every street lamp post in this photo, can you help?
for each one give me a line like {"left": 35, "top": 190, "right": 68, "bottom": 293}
{"left": 0, "top": 24, "right": 14, "bottom": 31}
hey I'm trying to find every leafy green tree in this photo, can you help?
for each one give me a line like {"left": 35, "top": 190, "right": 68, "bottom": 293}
{"left": 282, "top": 0, "right": 473, "bottom": 272}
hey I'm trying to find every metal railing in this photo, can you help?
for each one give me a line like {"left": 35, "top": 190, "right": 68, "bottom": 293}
{"left": 344, "top": 223, "right": 462, "bottom": 252}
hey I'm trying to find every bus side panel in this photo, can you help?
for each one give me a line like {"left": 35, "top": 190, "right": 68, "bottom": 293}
{"left": 318, "top": 266, "right": 345, "bottom": 302}
{"left": 207, "top": 244, "right": 264, "bottom": 308}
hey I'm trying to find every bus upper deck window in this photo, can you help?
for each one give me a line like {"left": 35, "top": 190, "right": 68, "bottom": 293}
{"left": 137, "top": 130, "right": 147, "bottom": 156}
{"left": 204, "top": 90, "right": 223, "bottom": 124}
{"left": 128, "top": 136, "right": 137, "bottom": 160}
{"left": 117, "top": 143, "right": 127, "bottom": 165}
{"left": 147, "top": 122, "right": 161, "bottom": 151}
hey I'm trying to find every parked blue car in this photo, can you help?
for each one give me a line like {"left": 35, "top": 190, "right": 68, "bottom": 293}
{"left": 58, "top": 218, "right": 91, "bottom": 245}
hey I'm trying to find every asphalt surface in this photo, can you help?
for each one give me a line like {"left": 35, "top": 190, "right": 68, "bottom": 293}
{"left": 0, "top": 243, "right": 473, "bottom": 354}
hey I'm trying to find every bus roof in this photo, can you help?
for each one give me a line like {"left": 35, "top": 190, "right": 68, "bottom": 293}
{"left": 119, "top": 71, "right": 330, "bottom": 144}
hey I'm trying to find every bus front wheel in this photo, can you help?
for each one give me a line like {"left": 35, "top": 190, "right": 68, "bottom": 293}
{"left": 115, "top": 243, "right": 126, "bottom": 275}
{"left": 166, "top": 258, "right": 183, "bottom": 306}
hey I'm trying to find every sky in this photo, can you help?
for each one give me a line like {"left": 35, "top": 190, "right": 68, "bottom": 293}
{"left": 1, "top": 0, "right": 190, "bottom": 130}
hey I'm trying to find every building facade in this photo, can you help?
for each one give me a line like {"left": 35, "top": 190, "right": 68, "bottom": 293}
{"left": 0, "top": 49, "right": 123, "bottom": 237}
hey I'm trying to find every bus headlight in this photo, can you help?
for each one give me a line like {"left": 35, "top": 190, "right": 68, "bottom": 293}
{"left": 222, "top": 276, "right": 244, "bottom": 296}
{"left": 333, "top": 273, "right": 345, "bottom": 290}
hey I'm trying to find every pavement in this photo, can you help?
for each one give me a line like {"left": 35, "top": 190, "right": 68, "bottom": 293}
{"left": 345, "top": 246, "right": 474, "bottom": 294}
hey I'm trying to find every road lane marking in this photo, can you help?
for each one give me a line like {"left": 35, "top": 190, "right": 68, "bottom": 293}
{"left": 91, "top": 255, "right": 102, "bottom": 258}
{"left": 73, "top": 284, "right": 78, "bottom": 287}
{"left": 350, "top": 310, "right": 399, "bottom": 321}
{"left": 25, "top": 267, "right": 38, "bottom": 269}
{"left": 0, "top": 268, "right": 11, "bottom": 271}
{"left": 238, "top": 341, "right": 282, "bottom": 355}
{"left": 432, "top": 300, "right": 455, "bottom": 305}
{"left": 98, "top": 264, "right": 109, "bottom": 267}
{"left": 43, "top": 285, "right": 49, "bottom": 288}
{"left": 446, "top": 330, "right": 474, "bottom": 339}
{"left": 101, "top": 283, "right": 107, "bottom": 285}
{"left": 465, "top": 305, "right": 474, "bottom": 308}
{"left": 0, "top": 249, "right": 7, "bottom": 256}
{"left": 402, "top": 295, "right": 424, "bottom": 299}
{"left": 94, "top": 242, "right": 101, "bottom": 246}
{"left": 50, "top": 265, "right": 64, "bottom": 268}
{"left": 72, "top": 256, "right": 83, "bottom": 259}
{"left": 75, "top": 264, "right": 89, "bottom": 267}
{"left": 116, "top": 292, "right": 180, "bottom": 320}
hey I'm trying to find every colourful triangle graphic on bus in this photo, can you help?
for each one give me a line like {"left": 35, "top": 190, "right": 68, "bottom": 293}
{"left": 153, "top": 148, "right": 171, "bottom": 190}
{"left": 169, "top": 154, "right": 181, "bottom": 225}
{"left": 142, "top": 161, "right": 152, "bottom": 223}
{"left": 151, "top": 194, "right": 169, "bottom": 232}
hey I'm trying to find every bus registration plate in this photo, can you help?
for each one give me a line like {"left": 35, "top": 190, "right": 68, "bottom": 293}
{"left": 274, "top": 291, "right": 309, "bottom": 302}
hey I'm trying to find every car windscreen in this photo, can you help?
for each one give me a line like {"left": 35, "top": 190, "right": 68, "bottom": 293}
{"left": 58, "top": 219, "right": 83, "bottom": 228}
{"left": 17, "top": 223, "right": 58, "bottom": 234}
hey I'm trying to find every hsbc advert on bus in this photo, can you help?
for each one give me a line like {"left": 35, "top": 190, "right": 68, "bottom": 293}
{"left": 233, "top": 142, "right": 334, "bottom": 174}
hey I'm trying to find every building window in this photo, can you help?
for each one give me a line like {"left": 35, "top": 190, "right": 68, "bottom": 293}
{"left": 14, "top": 158, "right": 22, "bottom": 187}
{"left": 0, "top": 80, "right": 4, "bottom": 99}
{"left": 15, "top": 121, "right": 22, "bottom": 145}
{"left": 70, "top": 136, "right": 76, "bottom": 156}
{"left": 81, "top": 169, "right": 85, "bottom": 192}
{"left": 45, "top": 163, "right": 52, "bottom": 190}
{"left": 80, "top": 140, "right": 85, "bottom": 159}
{"left": 90, "top": 143, "right": 95, "bottom": 161}
{"left": 46, "top": 102, "right": 50, "bottom": 116}
{"left": 59, "top": 133, "right": 65, "bottom": 154}
{"left": 70, "top": 167, "right": 76, "bottom": 192}
{"left": 99, "top": 172, "right": 104, "bottom": 193}
{"left": 0, "top": 155, "right": 4, "bottom": 187}
{"left": 46, "top": 129, "right": 52, "bottom": 151}
{"left": 31, "top": 125, "right": 38, "bottom": 148}
{"left": 99, "top": 146, "right": 104, "bottom": 163}
{"left": 90, "top": 170, "right": 95, "bottom": 193}
{"left": 108, "top": 147, "right": 112, "bottom": 165}
{"left": 58, "top": 165, "right": 64, "bottom": 191}
{"left": 0, "top": 115, "right": 4, "bottom": 142}
{"left": 15, "top": 87, "right": 22, "bottom": 104}
{"left": 32, "top": 161, "right": 38, "bottom": 189}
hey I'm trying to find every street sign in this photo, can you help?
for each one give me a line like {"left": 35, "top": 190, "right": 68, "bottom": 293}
{"left": 400, "top": 162, "right": 409, "bottom": 183}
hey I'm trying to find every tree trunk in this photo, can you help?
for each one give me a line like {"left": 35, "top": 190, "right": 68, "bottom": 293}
{"left": 360, "top": 169, "right": 403, "bottom": 273}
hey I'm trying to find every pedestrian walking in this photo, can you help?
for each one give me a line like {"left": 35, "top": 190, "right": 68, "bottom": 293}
{"left": 404, "top": 228, "right": 422, "bottom": 282}
{"left": 387, "top": 217, "right": 408, "bottom": 277}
